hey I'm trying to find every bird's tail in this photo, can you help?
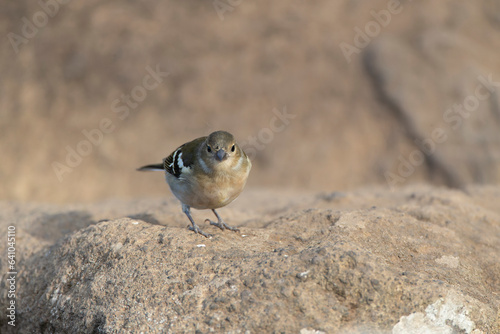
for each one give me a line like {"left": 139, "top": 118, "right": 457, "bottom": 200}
{"left": 137, "top": 163, "right": 164, "bottom": 171}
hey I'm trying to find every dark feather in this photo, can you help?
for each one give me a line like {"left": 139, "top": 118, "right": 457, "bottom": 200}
{"left": 163, "top": 136, "right": 206, "bottom": 178}
{"left": 137, "top": 163, "right": 164, "bottom": 171}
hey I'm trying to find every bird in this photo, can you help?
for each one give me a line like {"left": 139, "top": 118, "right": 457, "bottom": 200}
{"left": 137, "top": 130, "right": 252, "bottom": 237}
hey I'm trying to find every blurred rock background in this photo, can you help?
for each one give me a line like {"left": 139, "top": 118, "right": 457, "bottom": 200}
{"left": 1, "top": 0, "right": 500, "bottom": 203}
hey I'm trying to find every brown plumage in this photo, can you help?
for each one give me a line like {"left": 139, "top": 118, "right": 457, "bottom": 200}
{"left": 138, "top": 131, "right": 251, "bottom": 237}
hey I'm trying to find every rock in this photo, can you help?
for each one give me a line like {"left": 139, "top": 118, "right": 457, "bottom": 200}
{"left": 3, "top": 1, "right": 500, "bottom": 203}
{"left": 0, "top": 186, "right": 498, "bottom": 333}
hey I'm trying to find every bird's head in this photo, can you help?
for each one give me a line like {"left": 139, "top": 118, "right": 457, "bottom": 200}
{"left": 201, "top": 130, "right": 244, "bottom": 171}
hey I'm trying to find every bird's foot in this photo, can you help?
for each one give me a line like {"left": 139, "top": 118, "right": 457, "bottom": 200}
{"left": 188, "top": 224, "right": 212, "bottom": 238}
{"left": 206, "top": 219, "right": 240, "bottom": 232}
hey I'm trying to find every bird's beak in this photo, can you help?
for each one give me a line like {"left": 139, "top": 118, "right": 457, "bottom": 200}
{"left": 215, "top": 149, "right": 227, "bottom": 161}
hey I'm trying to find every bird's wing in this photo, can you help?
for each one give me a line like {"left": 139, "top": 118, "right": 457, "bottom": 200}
{"left": 163, "top": 136, "right": 206, "bottom": 178}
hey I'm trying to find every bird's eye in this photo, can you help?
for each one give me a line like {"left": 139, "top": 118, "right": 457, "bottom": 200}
{"left": 207, "top": 145, "right": 212, "bottom": 153}
{"left": 231, "top": 144, "right": 235, "bottom": 152}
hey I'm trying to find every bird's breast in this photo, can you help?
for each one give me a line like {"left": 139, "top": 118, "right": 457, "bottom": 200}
{"left": 166, "top": 166, "right": 249, "bottom": 210}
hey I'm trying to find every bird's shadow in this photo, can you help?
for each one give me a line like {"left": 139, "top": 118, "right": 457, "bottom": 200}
{"left": 126, "top": 213, "right": 162, "bottom": 226}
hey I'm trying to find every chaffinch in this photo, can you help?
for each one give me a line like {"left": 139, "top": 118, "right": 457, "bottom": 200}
{"left": 138, "top": 130, "right": 252, "bottom": 237}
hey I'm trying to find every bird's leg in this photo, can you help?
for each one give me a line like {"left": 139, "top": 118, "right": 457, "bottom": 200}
{"left": 182, "top": 204, "right": 211, "bottom": 238}
{"left": 206, "top": 209, "right": 240, "bottom": 232}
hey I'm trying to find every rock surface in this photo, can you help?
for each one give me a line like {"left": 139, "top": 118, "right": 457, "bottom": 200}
{"left": 1, "top": 186, "right": 499, "bottom": 333}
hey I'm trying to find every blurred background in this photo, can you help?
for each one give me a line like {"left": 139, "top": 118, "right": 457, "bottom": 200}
{"left": 1, "top": 0, "right": 499, "bottom": 204}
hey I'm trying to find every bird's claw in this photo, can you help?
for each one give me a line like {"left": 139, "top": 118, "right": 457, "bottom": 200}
{"left": 205, "top": 219, "right": 240, "bottom": 232}
{"left": 188, "top": 224, "right": 212, "bottom": 238}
